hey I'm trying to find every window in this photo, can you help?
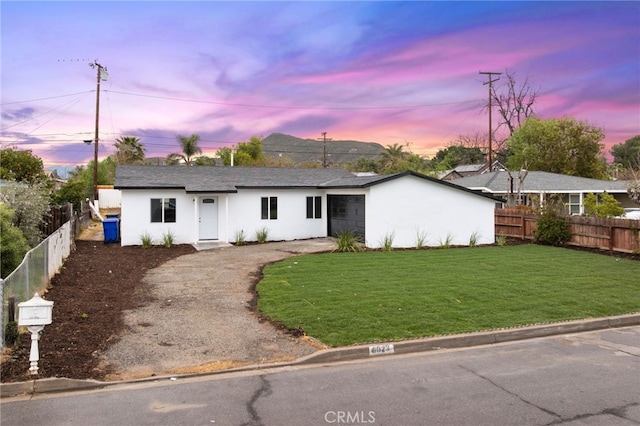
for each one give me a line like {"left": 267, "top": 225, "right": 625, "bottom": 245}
{"left": 306, "top": 196, "right": 322, "bottom": 219}
{"left": 569, "top": 194, "right": 581, "bottom": 215}
{"left": 151, "top": 198, "right": 176, "bottom": 223}
{"left": 261, "top": 197, "right": 277, "bottom": 220}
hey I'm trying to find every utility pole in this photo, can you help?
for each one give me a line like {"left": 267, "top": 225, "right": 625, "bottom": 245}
{"left": 317, "top": 132, "right": 332, "bottom": 168}
{"left": 479, "top": 71, "right": 501, "bottom": 172}
{"left": 89, "top": 61, "right": 108, "bottom": 201}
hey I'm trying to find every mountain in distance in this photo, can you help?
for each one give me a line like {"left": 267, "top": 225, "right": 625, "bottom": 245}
{"left": 262, "top": 133, "right": 385, "bottom": 166}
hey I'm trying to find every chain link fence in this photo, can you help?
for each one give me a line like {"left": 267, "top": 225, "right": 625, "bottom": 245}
{"left": 1, "top": 221, "right": 73, "bottom": 347}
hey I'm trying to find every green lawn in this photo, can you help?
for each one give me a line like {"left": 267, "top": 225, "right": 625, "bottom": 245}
{"left": 257, "top": 244, "right": 640, "bottom": 347}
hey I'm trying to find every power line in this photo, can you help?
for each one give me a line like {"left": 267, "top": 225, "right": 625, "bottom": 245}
{"left": 105, "top": 89, "right": 482, "bottom": 111}
{"left": 0, "top": 91, "right": 94, "bottom": 106}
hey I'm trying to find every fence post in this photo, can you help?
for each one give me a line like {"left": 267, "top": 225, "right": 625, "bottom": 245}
{"left": 609, "top": 224, "right": 614, "bottom": 253}
{"left": 1, "top": 279, "right": 4, "bottom": 348}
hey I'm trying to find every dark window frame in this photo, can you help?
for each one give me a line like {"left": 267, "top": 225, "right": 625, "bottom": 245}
{"left": 306, "top": 196, "right": 322, "bottom": 219}
{"left": 150, "top": 198, "right": 177, "bottom": 223}
{"left": 261, "top": 196, "right": 278, "bottom": 220}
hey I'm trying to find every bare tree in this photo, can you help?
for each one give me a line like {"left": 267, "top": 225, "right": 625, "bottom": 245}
{"left": 628, "top": 169, "right": 640, "bottom": 205}
{"left": 488, "top": 69, "right": 538, "bottom": 140}
{"left": 452, "top": 131, "right": 487, "bottom": 151}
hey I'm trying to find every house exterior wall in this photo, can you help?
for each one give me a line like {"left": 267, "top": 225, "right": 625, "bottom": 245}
{"left": 120, "top": 188, "right": 329, "bottom": 246}
{"left": 367, "top": 175, "right": 495, "bottom": 248}
{"left": 120, "top": 177, "right": 496, "bottom": 248}
{"left": 225, "top": 189, "right": 327, "bottom": 243}
{"left": 120, "top": 189, "right": 195, "bottom": 246}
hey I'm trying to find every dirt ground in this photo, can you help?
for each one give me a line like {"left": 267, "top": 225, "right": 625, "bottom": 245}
{"left": 1, "top": 223, "right": 334, "bottom": 383}
{"left": 0, "top": 240, "right": 197, "bottom": 383}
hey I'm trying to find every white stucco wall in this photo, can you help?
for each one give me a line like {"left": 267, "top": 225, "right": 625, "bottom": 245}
{"left": 120, "top": 189, "right": 195, "bottom": 246}
{"left": 366, "top": 175, "right": 496, "bottom": 248}
{"left": 226, "top": 189, "right": 327, "bottom": 242}
{"left": 120, "top": 176, "right": 496, "bottom": 248}
{"left": 120, "top": 188, "right": 328, "bottom": 246}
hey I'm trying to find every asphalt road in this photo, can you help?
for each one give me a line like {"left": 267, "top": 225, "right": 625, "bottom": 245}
{"left": 2, "top": 326, "right": 639, "bottom": 426}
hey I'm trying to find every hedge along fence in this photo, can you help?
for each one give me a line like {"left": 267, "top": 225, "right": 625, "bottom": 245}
{"left": 495, "top": 208, "right": 640, "bottom": 254}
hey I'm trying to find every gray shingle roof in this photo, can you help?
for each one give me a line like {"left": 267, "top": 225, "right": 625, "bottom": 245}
{"left": 114, "top": 166, "right": 502, "bottom": 202}
{"left": 453, "top": 171, "right": 629, "bottom": 193}
{"left": 115, "top": 165, "right": 356, "bottom": 192}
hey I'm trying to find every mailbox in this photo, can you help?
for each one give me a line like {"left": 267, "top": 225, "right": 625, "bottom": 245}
{"left": 17, "top": 293, "right": 54, "bottom": 375}
{"left": 18, "top": 293, "right": 54, "bottom": 326}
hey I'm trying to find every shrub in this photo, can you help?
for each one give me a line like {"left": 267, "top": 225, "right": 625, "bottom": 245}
{"left": 235, "top": 229, "right": 246, "bottom": 245}
{"left": 334, "top": 230, "right": 364, "bottom": 252}
{"left": 583, "top": 192, "right": 624, "bottom": 218}
{"left": 469, "top": 230, "right": 480, "bottom": 247}
{"left": 0, "top": 204, "right": 30, "bottom": 278}
{"left": 438, "top": 233, "right": 454, "bottom": 249}
{"left": 496, "top": 234, "right": 507, "bottom": 246}
{"left": 162, "top": 230, "right": 175, "bottom": 247}
{"left": 415, "top": 229, "right": 428, "bottom": 249}
{"left": 4, "top": 321, "right": 18, "bottom": 346}
{"left": 380, "top": 232, "right": 394, "bottom": 251}
{"left": 534, "top": 210, "right": 571, "bottom": 246}
{"left": 140, "top": 232, "right": 153, "bottom": 248}
{"left": 256, "top": 227, "right": 268, "bottom": 243}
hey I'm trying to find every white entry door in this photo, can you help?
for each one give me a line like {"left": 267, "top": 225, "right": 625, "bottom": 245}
{"left": 199, "top": 197, "right": 218, "bottom": 240}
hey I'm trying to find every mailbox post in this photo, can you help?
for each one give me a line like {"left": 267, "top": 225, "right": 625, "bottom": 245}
{"left": 18, "top": 293, "right": 54, "bottom": 375}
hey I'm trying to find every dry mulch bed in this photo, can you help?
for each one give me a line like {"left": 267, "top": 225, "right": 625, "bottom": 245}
{"left": 1, "top": 241, "right": 196, "bottom": 383}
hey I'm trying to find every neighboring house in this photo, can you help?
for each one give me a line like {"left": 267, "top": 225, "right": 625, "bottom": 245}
{"left": 114, "top": 165, "right": 500, "bottom": 248}
{"left": 452, "top": 170, "right": 635, "bottom": 214}
{"left": 440, "top": 161, "right": 506, "bottom": 181}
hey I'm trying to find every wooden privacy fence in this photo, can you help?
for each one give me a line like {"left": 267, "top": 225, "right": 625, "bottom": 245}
{"left": 495, "top": 208, "right": 640, "bottom": 254}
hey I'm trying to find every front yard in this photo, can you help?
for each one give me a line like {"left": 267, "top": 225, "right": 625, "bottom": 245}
{"left": 257, "top": 244, "right": 640, "bottom": 347}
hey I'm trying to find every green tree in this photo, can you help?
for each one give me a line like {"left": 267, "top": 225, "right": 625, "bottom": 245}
{"left": 216, "top": 136, "right": 266, "bottom": 166}
{"left": 193, "top": 156, "right": 218, "bottom": 166}
{"left": 0, "top": 181, "right": 50, "bottom": 246}
{"left": 114, "top": 136, "right": 146, "bottom": 164}
{"left": 583, "top": 192, "right": 624, "bottom": 218}
{"left": 377, "top": 143, "right": 429, "bottom": 174}
{"left": 346, "top": 157, "right": 379, "bottom": 173}
{"left": 215, "top": 147, "right": 233, "bottom": 166}
{"left": 0, "top": 204, "right": 30, "bottom": 278}
{"left": 0, "top": 147, "right": 48, "bottom": 184}
{"left": 167, "top": 134, "right": 203, "bottom": 165}
{"left": 432, "top": 145, "right": 485, "bottom": 169}
{"left": 52, "top": 180, "right": 87, "bottom": 211}
{"left": 611, "top": 135, "right": 640, "bottom": 169}
{"left": 379, "top": 143, "right": 405, "bottom": 169}
{"left": 507, "top": 117, "right": 607, "bottom": 179}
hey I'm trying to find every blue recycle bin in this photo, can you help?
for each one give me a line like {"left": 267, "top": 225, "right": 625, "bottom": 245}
{"left": 103, "top": 218, "right": 120, "bottom": 243}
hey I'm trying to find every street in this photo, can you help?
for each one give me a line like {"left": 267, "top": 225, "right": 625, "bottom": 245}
{"left": 2, "top": 326, "right": 639, "bottom": 426}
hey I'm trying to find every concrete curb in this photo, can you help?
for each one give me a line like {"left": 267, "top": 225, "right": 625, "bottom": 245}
{"left": 2, "top": 314, "right": 639, "bottom": 398}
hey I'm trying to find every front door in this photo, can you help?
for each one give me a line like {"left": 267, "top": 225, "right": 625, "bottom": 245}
{"left": 199, "top": 197, "right": 218, "bottom": 240}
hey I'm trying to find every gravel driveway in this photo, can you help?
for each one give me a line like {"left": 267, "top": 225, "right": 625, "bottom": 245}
{"left": 102, "top": 239, "right": 336, "bottom": 380}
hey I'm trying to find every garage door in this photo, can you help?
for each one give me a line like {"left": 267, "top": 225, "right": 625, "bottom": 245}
{"left": 327, "top": 195, "right": 365, "bottom": 238}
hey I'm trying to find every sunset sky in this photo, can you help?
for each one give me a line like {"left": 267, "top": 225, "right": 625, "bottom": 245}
{"left": 1, "top": 1, "right": 639, "bottom": 170}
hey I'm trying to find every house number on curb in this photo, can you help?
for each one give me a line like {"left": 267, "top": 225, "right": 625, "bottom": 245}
{"left": 369, "top": 344, "right": 394, "bottom": 356}
{"left": 18, "top": 293, "right": 54, "bottom": 375}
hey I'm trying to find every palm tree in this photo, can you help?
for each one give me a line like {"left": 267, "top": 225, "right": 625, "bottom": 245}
{"left": 167, "top": 134, "right": 203, "bottom": 166}
{"left": 379, "top": 143, "right": 406, "bottom": 172}
{"left": 115, "top": 136, "right": 145, "bottom": 164}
